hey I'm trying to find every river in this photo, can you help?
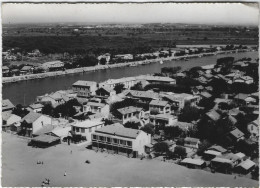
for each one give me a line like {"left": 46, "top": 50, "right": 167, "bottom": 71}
{"left": 2, "top": 51, "right": 258, "bottom": 106}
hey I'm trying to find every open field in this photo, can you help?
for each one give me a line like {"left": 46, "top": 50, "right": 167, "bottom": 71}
{"left": 3, "top": 24, "right": 258, "bottom": 54}
{"left": 2, "top": 132, "right": 258, "bottom": 187}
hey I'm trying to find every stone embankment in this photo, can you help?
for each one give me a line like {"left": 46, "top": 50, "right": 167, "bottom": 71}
{"left": 2, "top": 49, "right": 252, "bottom": 84}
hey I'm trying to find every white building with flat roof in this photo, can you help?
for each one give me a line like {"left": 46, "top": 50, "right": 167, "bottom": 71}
{"left": 71, "top": 120, "right": 104, "bottom": 143}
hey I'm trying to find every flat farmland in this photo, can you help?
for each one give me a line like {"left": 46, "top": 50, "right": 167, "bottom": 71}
{"left": 3, "top": 24, "right": 258, "bottom": 54}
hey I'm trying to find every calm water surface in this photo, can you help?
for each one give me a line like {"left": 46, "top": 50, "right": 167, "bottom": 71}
{"left": 3, "top": 51, "right": 258, "bottom": 105}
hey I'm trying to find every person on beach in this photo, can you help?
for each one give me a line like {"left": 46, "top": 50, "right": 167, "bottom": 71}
{"left": 71, "top": 150, "right": 72, "bottom": 154}
{"left": 64, "top": 171, "right": 67, "bottom": 176}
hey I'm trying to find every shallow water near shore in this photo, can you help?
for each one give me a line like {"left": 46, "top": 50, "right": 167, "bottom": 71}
{"left": 2, "top": 51, "right": 258, "bottom": 105}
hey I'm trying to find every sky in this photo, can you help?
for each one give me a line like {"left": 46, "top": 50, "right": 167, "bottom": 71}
{"left": 1, "top": 3, "right": 259, "bottom": 25}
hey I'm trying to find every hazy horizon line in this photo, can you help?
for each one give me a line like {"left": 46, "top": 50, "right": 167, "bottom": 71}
{"left": 3, "top": 21, "right": 258, "bottom": 27}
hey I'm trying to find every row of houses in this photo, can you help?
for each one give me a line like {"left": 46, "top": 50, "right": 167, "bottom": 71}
{"left": 2, "top": 60, "right": 65, "bottom": 77}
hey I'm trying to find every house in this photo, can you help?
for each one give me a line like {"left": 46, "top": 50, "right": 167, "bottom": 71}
{"left": 72, "top": 80, "right": 98, "bottom": 98}
{"left": 92, "top": 123, "right": 151, "bottom": 157}
{"left": 20, "top": 111, "right": 52, "bottom": 137}
{"left": 125, "top": 90, "right": 160, "bottom": 104}
{"left": 172, "top": 121, "right": 194, "bottom": 131}
{"left": 136, "top": 75, "right": 176, "bottom": 86}
{"left": 234, "top": 93, "right": 251, "bottom": 106}
{"left": 199, "top": 91, "right": 212, "bottom": 100}
{"left": 208, "top": 145, "right": 228, "bottom": 154}
{"left": 117, "top": 106, "right": 143, "bottom": 124}
{"left": 115, "top": 54, "right": 133, "bottom": 60}
{"left": 228, "top": 128, "right": 245, "bottom": 142}
{"left": 162, "top": 93, "right": 200, "bottom": 110}
{"left": 83, "top": 102, "right": 109, "bottom": 116}
{"left": 2, "top": 111, "right": 21, "bottom": 132}
{"left": 149, "top": 100, "right": 171, "bottom": 114}
{"left": 95, "top": 87, "right": 116, "bottom": 98}
{"left": 150, "top": 114, "right": 178, "bottom": 128}
{"left": 2, "top": 66, "right": 9, "bottom": 76}
{"left": 205, "top": 110, "right": 221, "bottom": 122}
{"left": 234, "top": 159, "right": 256, "bottom": 174}
{"left": 39, "top": 92, "right": 67, "bottom": 107}
{"left": 247, "top": 118, "right": 259, "bottom": 138}
{"left": 49, "top": 126, "right": 71, "bottom": 141}
{"left": 99, "top": 77, "right": 136, "bottom": 90}
{"left": 20, "top": 65, "right": 34, "bottom": 75}
{"left": 97, "top": 53, "right": 111, "bottom": 64}
{"left": 234, "top": 76, "right": 254, "bottom": 84}
{"left": 41, "top": 61, "right": 64, "bottom": 71}
{"left": 181, "top": 158, "right": 206, "bottom": 169}
{"left": 32, "top": 124, "right": 57, "bottom": 137}
{"left": 71, "top": 120, "right": 104, "bottom": 143}
{"left": 30, "top": 134, "right": 61, "bottom": 148}
{"left": 2, "top": 99, "right": 15, "bottom": 112}
{"left": 211, "top": 157, "right": 234, "bottom": 173}
{"left": 184, "top": 137, "right": 200, "bottom": 149}
{"left": 27, "top": 103, "right": 44, "bottom": 113}
{"left": 204, "top": 150, "right": 222, "bottom": 160}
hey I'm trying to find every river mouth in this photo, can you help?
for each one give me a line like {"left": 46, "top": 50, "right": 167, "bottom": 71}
{"left": 2, "top": 51, "right": 258, "bottom": 106}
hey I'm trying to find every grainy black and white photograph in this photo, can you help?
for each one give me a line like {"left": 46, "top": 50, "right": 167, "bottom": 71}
{"left": 1, "top": 2, "right": 259, "bottom": 187}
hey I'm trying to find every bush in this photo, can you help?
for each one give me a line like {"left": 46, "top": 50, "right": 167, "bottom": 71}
{"left": 174, "top": 146, "right": 187, "bottom": 158}
{"left": 153, "top": 142, "right": 169, "bottom": 154}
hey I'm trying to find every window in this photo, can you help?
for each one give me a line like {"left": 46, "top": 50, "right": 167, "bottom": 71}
{"left": 76, "top": 127, "right": 79, "bottom": 132}
{"left": 127, "top": 141, "right": 132, "bottom": 146}
{"left": 81, "top": 128, "right": 85, "bottom": 133}
{"left": 73, "top": 127, "right": 76, "bottom": 131}
{"left": 107, "top": 137, "right": 111, "bottom": 143}
{"left": 92, "top": 134, "right": 97, "bottom": 140}
{"left": 113, "top": 138, "right": 118, "bottom": 144}
{"left": 120, "top": 140, "right": 126, "bottom": 145}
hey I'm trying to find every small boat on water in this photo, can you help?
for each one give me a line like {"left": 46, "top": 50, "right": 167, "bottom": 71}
{"left": 184, "top": 58, "right": 189, "bottom": 61}
{"left": 130, "top": 64, "right": 138, "bottom": 67}
{"left": 160, "top": 60, "right": 164, "bottom": 64}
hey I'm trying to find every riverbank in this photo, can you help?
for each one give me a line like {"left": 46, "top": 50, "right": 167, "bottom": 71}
{"left": 2, "top": 48, "right": 253, "bottom": 84}
{"left": 2, "top": 132, "right": 258, "bottom": 187}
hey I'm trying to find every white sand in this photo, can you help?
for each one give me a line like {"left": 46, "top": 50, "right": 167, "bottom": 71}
{"left": 2, "top": 132, "right": 258, "bottom": 187}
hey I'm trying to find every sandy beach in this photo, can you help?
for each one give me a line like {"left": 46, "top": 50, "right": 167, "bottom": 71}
{"left": 1, "top": 132, "right": 258, "bottom": 187}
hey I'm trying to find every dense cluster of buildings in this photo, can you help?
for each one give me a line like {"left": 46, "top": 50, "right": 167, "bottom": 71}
{"left": 2, "top": 55, "right": 259, "bottom": 178}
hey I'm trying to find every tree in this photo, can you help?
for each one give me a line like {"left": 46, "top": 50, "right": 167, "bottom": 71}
{"left": 12, "top": 104, "right": 29, "bottom": 118}
{"left": 150, "top": 108, "right": 159, "bottom": 115}
{"left": 140, "top": 123, "right": 155, "bottom": 135}
{"left": 153, "top": 142, "right": 169, "bottom": 154}
{"left": 178, "top": 105, "right": 201, "bottom": 122}
{"left": 100, "top": 58, "right": 107, "bottom": 65}
{"left": 218, "top": 102, "right": 230, "bottom": 111}
{"left": 130, "top": 82, "right": 144, "bottom": 91}
{"left": 197, "top": 139, "right": 212, "bottom": 156}
{"left": 174, "top": 146, "right": 187, "bottom": 159}
{"left": 164, "top": 126, "right": 184, "bottom": 139}
{"left": 198, "top": 98, "right": 215, "bottom": 111}
{"left": 124, "top": 121, "right": 140, "bottom": 129}
{"left": 251, "top": 166, "right": 259, "bottom": 180}
{"left": 114, "top": 83, "right": 125, "bottom": 94}
{"left": 42, "top": 103, "right": 54, "bottom": 116}
{"left": 103, "top": 119, "right": 114, "bottom": 126}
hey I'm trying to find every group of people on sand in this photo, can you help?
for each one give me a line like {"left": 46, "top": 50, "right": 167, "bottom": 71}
{"left": 37, "top": 160, "right": 44, "bottom": 165}
{"left": 41, "top": 178, "right": 50, "bottom": 187}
